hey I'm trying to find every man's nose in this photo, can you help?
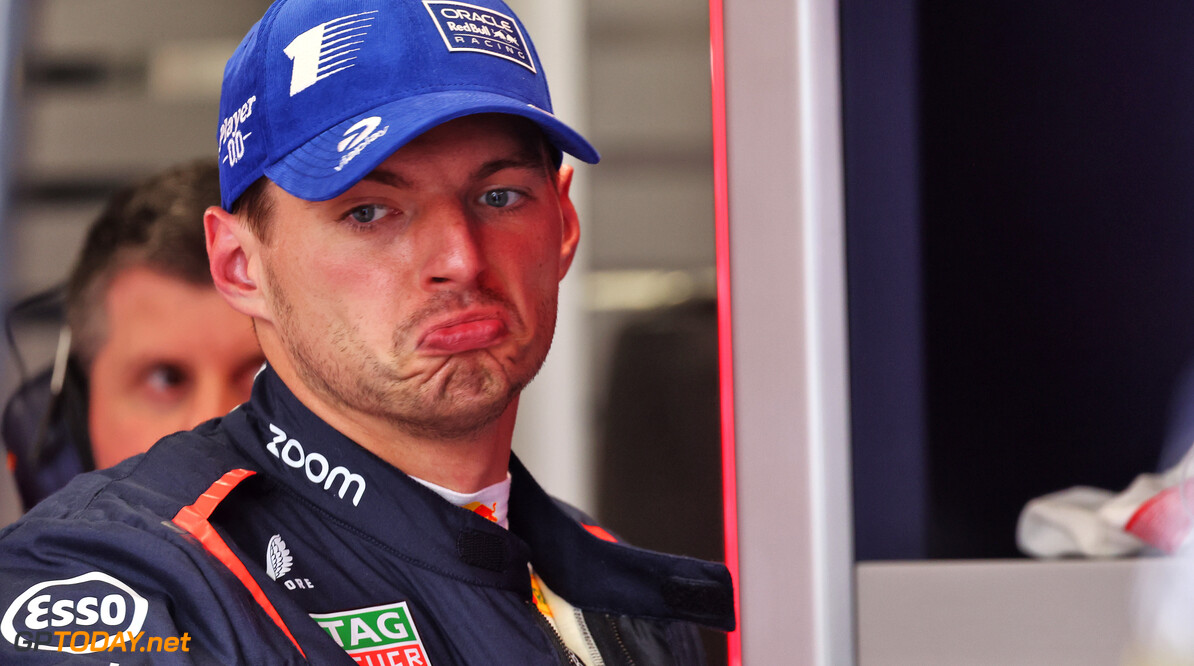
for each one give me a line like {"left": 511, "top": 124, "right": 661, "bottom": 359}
{"left": 419, "top": 205, "right": 487, "bottom": 290}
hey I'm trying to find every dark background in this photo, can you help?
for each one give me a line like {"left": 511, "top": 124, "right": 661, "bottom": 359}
{"left": 844, "top": 1, "right": 1194, "bottom": 559}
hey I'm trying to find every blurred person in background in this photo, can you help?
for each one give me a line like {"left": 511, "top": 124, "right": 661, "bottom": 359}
{"left": 2, "top": 158, "right": 264, "bottom": 511}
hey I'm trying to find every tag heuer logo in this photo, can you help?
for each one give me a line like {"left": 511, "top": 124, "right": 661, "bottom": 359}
{"left": 266, "top": 535, "right": 294, "bottom": 581}
{"left": 311, "top": 601, "right": 432, "bottom": 665}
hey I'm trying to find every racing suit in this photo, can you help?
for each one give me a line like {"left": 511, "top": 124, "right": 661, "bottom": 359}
{"left": 0, "top": 367, "right": 735, "bottom": 664}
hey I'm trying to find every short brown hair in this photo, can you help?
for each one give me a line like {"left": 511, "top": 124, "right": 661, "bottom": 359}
{"left": 66, "top": 159, "right": 221, "bottom": 367}
{"left": 229, "top": 176, "right": 275, "bottom": 244}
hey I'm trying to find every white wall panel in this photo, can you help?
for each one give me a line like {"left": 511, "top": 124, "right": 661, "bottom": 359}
{"left": 724, "top": 0, "right": 855, "bottom": 663}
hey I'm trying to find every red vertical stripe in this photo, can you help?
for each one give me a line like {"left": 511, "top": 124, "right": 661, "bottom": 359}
{"left": 708, "top": 0, "right": 742, "bottom": 663}
{"left": 172, "top": 469, "right": 307, "bottom": 659}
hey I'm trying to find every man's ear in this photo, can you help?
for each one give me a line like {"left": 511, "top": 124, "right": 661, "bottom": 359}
{"left": 555, "top": 164, "right": 581, "bottom": 280}
{"left": 205, "top": 205, "right": 271, "bottom": 321}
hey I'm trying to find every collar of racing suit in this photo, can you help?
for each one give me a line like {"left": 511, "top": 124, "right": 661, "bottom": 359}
{"left": 224, "top": 365, "right": 735, "bottom": 631}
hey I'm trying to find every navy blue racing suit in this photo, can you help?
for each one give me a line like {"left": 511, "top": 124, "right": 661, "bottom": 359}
{"left": 0, "top": 367, "right": 735, "bottom": 664}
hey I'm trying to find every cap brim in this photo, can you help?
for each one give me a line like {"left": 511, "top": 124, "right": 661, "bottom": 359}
{"left": 264, "top": 91, "right": 599, "bottom": 202}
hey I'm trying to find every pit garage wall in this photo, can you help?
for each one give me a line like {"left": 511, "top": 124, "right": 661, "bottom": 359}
{"left": 722, "top": 0, "right": 855, "bottom": 664}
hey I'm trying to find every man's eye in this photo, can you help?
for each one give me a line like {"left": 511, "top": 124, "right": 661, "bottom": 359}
{"left": 346, "top": 204, "right": 390, "bottom": 225}
{"left": 480, "top": 190, "right": 523, "bottom": 208}
{"left": 145, "top": 365, "right": 187, "bottom": 394}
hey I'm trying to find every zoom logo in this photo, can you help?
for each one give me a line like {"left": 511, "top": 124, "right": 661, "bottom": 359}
{"left": 2, "top": 572, "right": 148, "bottom": 654}
{"left": 267, "top": 423, "right": 367, "bottom": 506}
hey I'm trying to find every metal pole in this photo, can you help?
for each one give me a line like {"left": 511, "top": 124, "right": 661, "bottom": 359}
{"left": 723, "top": 0, "right": 856, "bottom": 662}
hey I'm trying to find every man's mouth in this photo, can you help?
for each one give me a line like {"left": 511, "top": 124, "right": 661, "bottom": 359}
{"left": 418, "top": 316, "right": 508, "bottom": 355}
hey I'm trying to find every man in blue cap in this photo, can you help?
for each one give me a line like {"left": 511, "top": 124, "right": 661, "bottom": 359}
{"left": 0, "top": 1, "right": 734, "bottom": 663}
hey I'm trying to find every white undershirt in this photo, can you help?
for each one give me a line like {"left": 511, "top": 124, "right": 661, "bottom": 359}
{"left": 408, "top": 473, "right": 511, "bottom": 529}
{"left": 407, "top": 472, "right": 604, "bottom": 665}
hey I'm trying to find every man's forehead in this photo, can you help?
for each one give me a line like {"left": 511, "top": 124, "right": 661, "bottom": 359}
{"left": 345, "top": 115, "right": 550, "bottom": 188}
{"left": 264, "top": 114, "right": 551, "bottom": 208}
{"left": 388, "top": 114, "right": 547, "bottom": 161}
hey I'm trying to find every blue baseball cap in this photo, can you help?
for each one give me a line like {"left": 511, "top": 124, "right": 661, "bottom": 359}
{"left": 217, "top": 0, "right": 600, "bottom": 209}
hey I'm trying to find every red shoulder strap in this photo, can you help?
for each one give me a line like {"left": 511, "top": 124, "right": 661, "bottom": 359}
{"left": 172, "top": 469, "right": 307, "bottom": 659}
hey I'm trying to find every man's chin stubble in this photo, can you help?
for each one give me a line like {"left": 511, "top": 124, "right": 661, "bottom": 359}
{"left": 364, "top": 360, "right": 526, "bottom": 441}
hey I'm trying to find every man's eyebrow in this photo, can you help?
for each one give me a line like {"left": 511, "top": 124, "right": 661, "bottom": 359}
{"left": 361, "top": 169, "right": 412, "bottom": 189}
{"left": 472, "top": 152, "right": 547, "bottom": 181}
{"left": 356, "top": 152, "right": 544, "bottom": 189}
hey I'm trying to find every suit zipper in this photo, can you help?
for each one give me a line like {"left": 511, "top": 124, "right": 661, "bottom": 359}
{"left": 603, "top": 614, "right": 636, "bottom": 666}
{"left": 528, "top": 599, "right": 585, "bottom": 666}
